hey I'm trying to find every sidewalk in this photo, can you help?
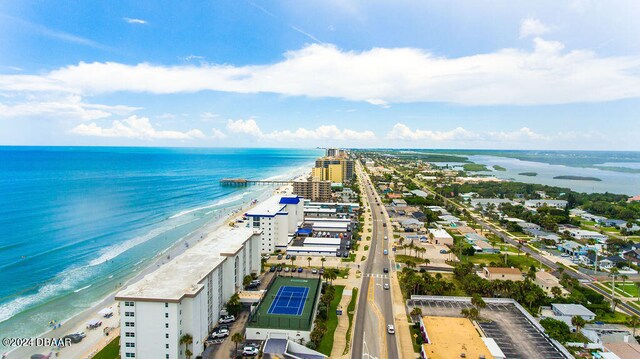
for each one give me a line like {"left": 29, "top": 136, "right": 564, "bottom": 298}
{"left": 330, "top": 288, "right": 354, "bottom": 358}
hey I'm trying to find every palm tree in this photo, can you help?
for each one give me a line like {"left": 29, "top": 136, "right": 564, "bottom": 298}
{"left": 307, "top": 256, "right": 312, "bottom": 268}
{"left": 620, "top": 274, "right": 629, "bottom": 294}
{"left": 551, "top": 286, "right": 562, "bottom": 298}
{"left": 627, "top": 315, "right": 640, "bottom": 336}
{"left": 571, "top": 316, "right": 586, "bottom": 332}
{"left": 471, "top": 295, "right": 486, "bottom": 318}
{"left": 320, "top": 257, "right": 326, "bottom": 268}
{"left": 231, "top": 332, "right": 244, "bottom": 358}
{"left": 635, "top": 282, "right": 640, "bottom": 303}
{"left": 290, "top": 255, "right": 297, "bottom": 267}
{"left": 410, "top": 307, "right": 423, "bottom": 317}
{"left": 612, "top": 297, "right": 622, "bottom": 312}
{"left": 609, "top": 267, "right": 620, "bottom": 301}
{"left": 179, "top": 334, "right": 193, "bottom": 359}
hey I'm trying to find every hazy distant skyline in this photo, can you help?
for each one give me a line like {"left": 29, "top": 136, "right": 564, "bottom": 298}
{"left": 1, "top": 1, "right": 639, "bottom": 150}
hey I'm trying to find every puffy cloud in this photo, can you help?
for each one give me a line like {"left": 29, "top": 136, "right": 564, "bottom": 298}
{"left": 70, "top": 115, "right": 206, "bottom": 140}
{"left": 386, "top": 123, "right": 548, "bottom": 143}
{"left": 2, "top": 39, "right": 640, "bottom": 106}
{"left": 386, "top": 123, "right": 480, "bottom": 141}
{"left": 211, "top": 128, "right": 227, "bottom": 139}
{"left": 520, "top": 18, "right": 551, "bottom": 38}
{"left": 0, "top": 95, "right": 140, "bottom": 121}
{"left": 226, "top": 119, "right": 375, "bottom": 141}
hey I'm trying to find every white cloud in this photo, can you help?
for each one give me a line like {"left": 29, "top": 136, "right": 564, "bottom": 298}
{"left": 386, "top": 123, "right": 480, "bottom": 141}
{"left": 386, "top": 123, "right": 548, "bottom": 143}
{"left": 211, "top": 128, "right": 227, "bottom": 139}
{"left": 200, "top": 112, "right": 219, "bottom": 120}
{"left": 71, "top": 115, "right": 205, "bottom": 140}
{"left": 520, "top": 18, "right": 551, "bottom": 38}
{"left": 0, "top": 95, "right": 140, "bottom": 121}
{"left": 156, "top": 113, "right": 176, "bottom": 119}
{"left": 124, "top": 17, "right": 147, "bottom": 25}
{"left": 226, "top": 119, "right": 375, "bottom": 141}
{"left": 3, "top": 39, "right": 640, "bottom": 106}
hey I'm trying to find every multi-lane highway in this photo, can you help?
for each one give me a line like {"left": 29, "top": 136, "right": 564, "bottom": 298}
{"left": 351, "top": 163, "right": 399, "bottom": 359}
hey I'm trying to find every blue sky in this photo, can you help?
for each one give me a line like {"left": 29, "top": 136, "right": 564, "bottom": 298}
{"left": 1, "top": 0, "right": 639, "bottom": 150}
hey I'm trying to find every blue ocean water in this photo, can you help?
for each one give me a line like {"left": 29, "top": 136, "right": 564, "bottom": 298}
{"left": 0, "top": 147, "right": 320, "bottom": 344}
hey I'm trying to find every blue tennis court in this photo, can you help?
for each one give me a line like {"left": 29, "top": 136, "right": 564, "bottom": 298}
{"left": 267, "top": 286, "right": 309, "bottom": 316}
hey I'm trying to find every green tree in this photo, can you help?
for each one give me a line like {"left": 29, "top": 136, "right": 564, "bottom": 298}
{"left": 627, "top": 316, "right": 640, "bottom": 336}
{"left": 321, "top": 257, "right": 326, "bottom": 268}
{"left": 180, "top": 333, "right": 193, "bottom": 359}
{"left": 225, "top": 293, "right": 243, "bottom": 316}
{"left": 571, "top": 316, "right": 586, "bottom": 333}
{"left": 551, "top": 286, "right": 563, "bottom": 298}
{"left": 612, "top": 297, "right": 622, "bottom": 312}
{"left": 231, "top": 332, "right": 244, "bottom": 358}
{"left": 243, "top": 275, "right": 253, "bottom": 288}
{"left": 471, "top": 295, "right": 486, "bottom": 318}
{"left": 410, "top": 307, "right": 423, "bottom": 317}
{"left": 307, "top": 256, "right": 312, "bottom": 267}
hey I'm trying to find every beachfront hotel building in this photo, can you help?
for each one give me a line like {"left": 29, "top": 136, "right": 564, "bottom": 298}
{"left": 245, "top": 195, "right": 304, "bottom": 253}
{"left": 292, "top": 179, "right": 332, "bottom": 202}
{"left": 313, "top": 156, "right": 354, "bottom": 183}
{"left": 115, "top": 227, "right": 261, "bottom": 359}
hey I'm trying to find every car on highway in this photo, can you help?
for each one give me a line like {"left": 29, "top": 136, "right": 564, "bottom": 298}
{"left": 218, "top": 315, "right": 236, "bottom": 324}
{"left": 383, "top": 283, "right": 390, "bottom": 290}
{"left": 383, "top": 223, "right": 387, "bottom": 227}
{"left": 383, "top": 249, "right": 388, "bottom": 255}
{"left": 384, "top": 236, "right": 388, "bottom": 240}
{"left": 383, "top": 267, "right": 389, "bottom": 273}
{"left": 387, "top": 324, "right": 395, "bottom": 334}
{"left": 243, "top": 346, "right": 259, "bottom": 356}
{"left": 380, "top": 211, "right": 383, "bottom": 214}
{"left": 62, "top": 333, "right": 84, "bottom": 344}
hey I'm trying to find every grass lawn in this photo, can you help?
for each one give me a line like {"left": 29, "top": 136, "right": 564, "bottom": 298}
{"left": 461, "top": 252, "right": 547, "bottom": 270}
{"left": 602, "top": 281, "right": 640, "bottom": 297}
{"left": 317, "top": 285, "right": 345, "bottom": 356}
{"left": 343, "top": 288, "right": 358, "bottom": 355}
{"left": 93, "top": 336, "right": 120, "bottom": 359}
{"left": 595, "top": 310, "right": 631, "bottom": 324}
{"left": 341, "top": 253, "right": 357, "bottom": 262}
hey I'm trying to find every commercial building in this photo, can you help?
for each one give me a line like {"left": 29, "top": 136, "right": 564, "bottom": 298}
{"left": 541, "top": 303, "right": 597, "bottom": 328}
{"left": 292, "top": 179, "right": 331, "bottom": 202}
{"left": 418, "top": 316, "right": 494, "bottom": 359}
{"left": 245, "top": 195, "right": 304, "bottom": 253}
{"left": 115, "top": 227, "right": 261, "bottom": 359}
{"left": 524, "top": 199, "right": 568, "bottom": 209}
{"left": 427, "top": 228, "right": 454, "bottom": 246}
{"left": 565, "top": 229, "right": 609, "bottom": 243}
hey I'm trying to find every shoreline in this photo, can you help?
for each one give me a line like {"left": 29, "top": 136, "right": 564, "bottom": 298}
{"left": 5, "top": 171, "right": 304, "bottom": 358}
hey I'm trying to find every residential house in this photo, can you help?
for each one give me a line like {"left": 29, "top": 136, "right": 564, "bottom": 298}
{"left": 473, "top": 240, "right": 499, "bottom": 253}
{"left": 524, "top": 229, "right": 560, "bottom": 243}
{"left": 481, "top": 267, "right": 523, "bottom": 281}
{"left": 598, "top": 219, "right": 627, "bottom": 228}
{"left": 558, "top": 240, "right": 587, "bottom": 257}
{"left": 566, "top": 229, "right": 609, "bottom": 243}
{"left": 551, "top": 303, "right": 596, "bottom": 322}
{"left": 465, "top": 232, "right": 489, "bottom": 243}
{"left": 392, "top": 199, "right": 408, "bottom": 207}
{"left": 410, "top": 189, "right": 429, "bottom": 198}
{"left": 535, "top": 271, "right": 566, "bottom": 296}
{"left": 401, "top": 218, "right": 423, "bottom": 232}
{"left": 470, "top": 198, "right": 514, "bottom": 209}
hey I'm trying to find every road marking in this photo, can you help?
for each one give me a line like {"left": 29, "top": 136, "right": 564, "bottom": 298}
{"left": 367, "top": 276, "right": 388, "bottom": 359}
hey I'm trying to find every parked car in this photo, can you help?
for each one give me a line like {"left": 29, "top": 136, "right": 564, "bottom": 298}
{"left": 243, "top": 346, "right": 259, "bottom": 356}
{"left": 319, "top": 268, "right": 325, "bottom": 275}
{"left": 246, "top": 282, "right": 259, "bottom": 289}
{"left": 343, "top": 252, "right": 349, "bottom": 258}
{"left": 269, "top": 266, "right": 276, "bottom": 272}
{"left": 218, "top": 315, "right": 235, "bottom": 324}
{"left": 383, "top": 249, "right": 388, "bottom": 255}
{"left": 276, "top": 266, "right": 283, "bottom": 272}
{"left": 209, "top": 328, "right": 230, "bottom": 338}
{"left": 285, "top": 254, "right": 291, "bottom": 260}
{"left": 383, "top": 283, "right": 390, "bottom": 290}
{"left": 387, "top": 324, "right": 395, "bottom": 334}
{"left": 383, "top": 223, "right": 387, "bottom": 227}
{"left": 250, "top": 279, "right": 261, "bottom": 285}
{"left": 217, "top": 324, "right": 230, "bottom": 331}
{"left": 383, "top": 267, "right": 389, "bottom": 273}
{"left": 277, "top": 254, "right": 283, "bottom": 260}
{"left": 297, "top": 267, "right": 303, "bottom": 273}
{"left": 62, "top": 333, "right": 83, "bottom": 344}
{"left": 284, "top": 267, "right": 290, "bottom": 272}
{"left": 311, "top": 268, "right": 318, "bottom": 274}
{"left": 439, "top": 249, "right": 449, "bottom": 254}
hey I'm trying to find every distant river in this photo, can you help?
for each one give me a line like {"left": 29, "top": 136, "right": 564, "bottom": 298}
{"left": 467, "top": 155, "right": 640, "bottom": 195}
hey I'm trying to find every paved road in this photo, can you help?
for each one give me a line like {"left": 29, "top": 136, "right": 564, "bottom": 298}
{"left": 351, "top": 165, "right": 399, "bottom": 359}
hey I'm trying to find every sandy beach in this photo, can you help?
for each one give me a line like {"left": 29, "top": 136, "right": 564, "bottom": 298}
{"left": 5, "top": 182, "right": 295, "bottom": 359}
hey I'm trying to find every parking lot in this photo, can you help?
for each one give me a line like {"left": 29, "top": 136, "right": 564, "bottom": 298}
{"left": 408, "top": 298, "right": 567, "bottom": 359}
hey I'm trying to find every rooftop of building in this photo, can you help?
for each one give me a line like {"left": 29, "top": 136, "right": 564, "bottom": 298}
{"left": 420, "top": 316, "right": 493, "bottom": 359}
{"left": 115, "top": 226, "right": 259, "bottom": 302}
{"left": 485, "top": 267, "right": 522, "bottom": 275}
{"left": 535, "top": 271, "right": 559, "bottom": 284}
{"left": 552, "top": 303, "right": 596, "bottom": 317}
{"left": 245, "top": 195, "right": 290, "bottom": 217}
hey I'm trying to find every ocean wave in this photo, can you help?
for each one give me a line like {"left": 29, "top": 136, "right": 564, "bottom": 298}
{"left": 169, "top": 192, "right": 248, "bottom": 219}
{"left": 0, "top": 265, "right": 96, "bottom": 324}
{"left": 73, "top": 284, "right": 92, "bottom": 293}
